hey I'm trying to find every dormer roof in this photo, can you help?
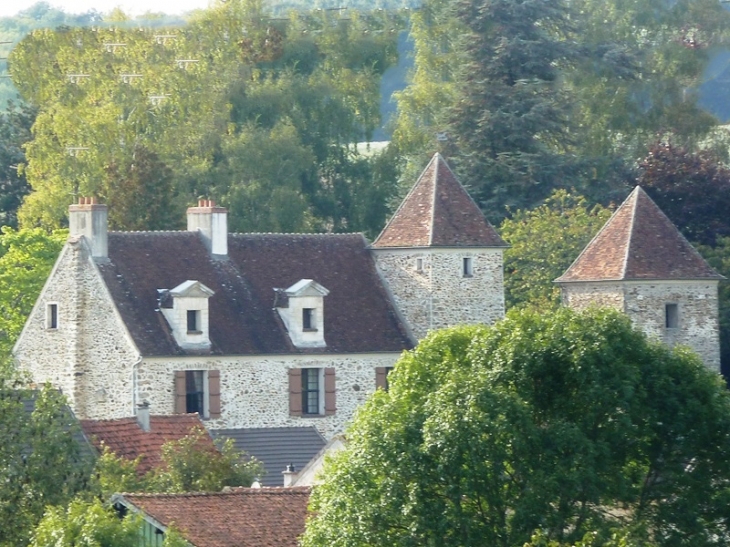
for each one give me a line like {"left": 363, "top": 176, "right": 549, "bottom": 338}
{"left": 556, "top": 186, "right": 723, "bottom": 283}
{"left": 169, "top": 280, "right": 215, "bottom": 298}
{"left": 372, "top": 153, "right": 507, "bottom": 248}
{"left": 285, "top": 279, "right": 330, "bottom": 298}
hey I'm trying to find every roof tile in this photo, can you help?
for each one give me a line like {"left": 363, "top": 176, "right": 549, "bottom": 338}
{"left": 372, "top": 154, "right": 506, "bottom": 248}
{"left": 557, "top": 187, "right": 722, "bottom": 282}
{"left": 122, "top": 487, "right": 310, "bottom": 547}
{"left": 80, "top": 415, "right": 215, "bottom": 475}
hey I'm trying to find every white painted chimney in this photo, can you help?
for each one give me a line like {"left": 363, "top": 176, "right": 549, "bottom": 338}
{"left": 69, "top": 197, "right": 108, "bottom": 259}
{"left": 136, "top": 401, "right": 150, "bottom": 432}
{"left": 187, "top": 199, "right": 228, "bottom": 257}
{"left": 282, "top": 464, "right": 298, "bottom": 487}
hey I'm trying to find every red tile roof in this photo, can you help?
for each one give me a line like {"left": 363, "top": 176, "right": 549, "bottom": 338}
{"left": 121, "top": 487, "right": 311, "bottom": 547}
{"left": 372, "top": 153, "right": 506, "bottom": 248}
{"left": 80, "top": 415, "right": 215, "bottom": 475}
{"left": 96, "top": 232, "right": 413, "bottom": 356}
{"left": 557, "top": 186, "right": 722, "bottom": 282}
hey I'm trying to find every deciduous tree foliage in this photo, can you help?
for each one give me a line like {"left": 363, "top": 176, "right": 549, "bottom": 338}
{"left": 500, "top": 190, "right": 612, "bottom": 310}
{"left": 639, "top": 141, "right": 730, "bottom": 247}
{"left": 302, "top": 308, "right": 730, "bottom": 547}
{"left": 0, "top": 227, "right": 66, "bottom": 360}
{"left": 0, "top": 101, "right": 36, "bottom": 228}
{"left": 0, "top": 384, "right": 94, "bottom": 547}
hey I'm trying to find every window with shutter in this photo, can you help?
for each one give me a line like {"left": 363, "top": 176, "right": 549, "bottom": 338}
{"left": 173, "top": 370, "right": 221, "bottom": 418}
{"left": 288, "top": 368, "right": 303, "bottom": 417}
{"left": 324, "top": 368, "right": 336, "bottom": 415}
{"left": 375, "top": 367, "right": 394, "bottom": 391}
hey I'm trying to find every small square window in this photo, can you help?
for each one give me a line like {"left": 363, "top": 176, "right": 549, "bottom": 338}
{"left": 665, "top": 303, "right": 679, "bottom": 329}
{"left": 301, "top": 368, "right": 321, "bottom": 415}
{"left": 46, "top": 303, "right": 58, "bottom": 329}
{"left": 463, "top": 257, "right": 473, "bottom": 277}
{"left": 303, "top": 308, "right": 316, "bottom": 331}
{"left": 187, "top": 310, "right": 200, "bottom": 333}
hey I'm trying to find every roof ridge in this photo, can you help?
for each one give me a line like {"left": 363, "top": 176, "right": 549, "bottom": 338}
{"left": 620, "top": 187, "right": 640, "bottom": 279}
{"left": 428, "top": 154, "right": 438, "bottom": 246}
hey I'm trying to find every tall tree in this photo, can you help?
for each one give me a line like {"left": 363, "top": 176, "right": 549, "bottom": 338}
{"left": 0, "top": 101, "right": 36, "bottom": 228}
{"left": 302, "top": 308, "right": 730, "bottom": 547}
{"left": 446, "top": 0, "right": 576, "bottom": 220}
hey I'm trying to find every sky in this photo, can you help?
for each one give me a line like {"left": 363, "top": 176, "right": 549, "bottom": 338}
{"left": 0, "top": 0, "right": 212, "bottom": 18}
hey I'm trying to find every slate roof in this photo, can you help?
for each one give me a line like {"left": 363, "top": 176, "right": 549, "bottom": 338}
{"left": 120, "top": 487, "right": 310, "bottom": 547}
{"left": 557, "top": 186, "right": 723, "bottom": 283}
{"left": 80, "top": 414, "right": 216, "bottom": 475}
{"left": 211, "top": 427, "right": 326, "bottom": 486}
{"left": 96, "top": 232, "right": 412, "bottom": 356}
{"left": 372, "top": 153, "right": 506, "bottom": 248}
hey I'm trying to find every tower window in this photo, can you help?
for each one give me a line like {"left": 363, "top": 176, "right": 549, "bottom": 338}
{"left": 463, "top": 257, "right": 473, "bottom": 277}
{"left": 46, "top": 303, "right": 58, "bottom": 329}
{"left": 665, "top": 303, "right": 679, "bottom": 329}
{"left": 416, "top": 258, "right": 423, "bottom": 272}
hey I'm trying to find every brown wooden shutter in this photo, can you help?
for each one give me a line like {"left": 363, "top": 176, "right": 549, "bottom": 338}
{"left": 375, "top": 367, "right": 387, "bottom": 390}
{"left": 324, "top": 368, "right": 336, "bottom": 416}
{"left": 289, "top": 368, "right": 302, "bottom": 416}
{"left": 174, "top": 371, "right": 186, "bottom": 414}
{"left": 208, "top": 370, "right": 221, "bottom": 419}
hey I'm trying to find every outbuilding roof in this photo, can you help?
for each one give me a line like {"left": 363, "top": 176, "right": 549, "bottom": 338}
{"left": 80, "top": 414, "right": 216, "bottom": 475}
{"left": 556, "top": 186, "right": 722, "bottom": 283}
{"left": 119, "top": 487, "right": 310, "bottom": 547}
{"left": 96, "top": 232, "right": 412, "bottom": 356}
{"left": 372, "top": 153, "right": 506, "bottom": 248}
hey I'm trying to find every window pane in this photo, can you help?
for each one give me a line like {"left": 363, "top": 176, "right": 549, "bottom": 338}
{"left": 301, "top": 368, "right": 320, "bottom": 415}
{"left": 187, "top": 310, "right": 198, "bottom": 332}
{"left": 186, "top": 370, "right": 205, "bottom": 414}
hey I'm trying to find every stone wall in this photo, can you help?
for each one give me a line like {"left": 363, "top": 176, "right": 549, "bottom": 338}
{"left": 14, "top": 238, "right": 140, "bottom": 418}
{"left": 138, "top": 353, "right": 402, "bottom": 439}
{"left": 560, "top": 280, "right": 720, "bottom": 371}
{"left": 373, "top": 248, "right": 504, "bottom": 340}
{"left": 560, "top": 282, "right": 625, "bottom": 312}
{"left": 623, "top": 281, "right": 720, "bottom": 371}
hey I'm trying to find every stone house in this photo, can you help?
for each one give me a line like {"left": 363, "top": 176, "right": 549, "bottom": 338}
{"left": 13, "top": 153, "right": 507, "bottom": 452}
{"left": 556, "top": 186, "right": 723, "bottom": 370}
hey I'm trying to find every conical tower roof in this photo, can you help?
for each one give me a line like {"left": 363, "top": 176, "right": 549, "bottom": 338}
{"left": 372, "top": 154, "right": 506, "bottom": 248}
{"left": 556, "top": 187, "right": 722, "bottom": 282}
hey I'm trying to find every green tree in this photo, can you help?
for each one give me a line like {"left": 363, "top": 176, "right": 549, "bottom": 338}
{"left": 302, "top": 308, "right": 730, "bottom": 547}
{"left": 147, "top": 427, "right": 263, "bottom": 493}
{"left": 499, "top": 190, "right": 612, "bottom": 310}
{"left": 0, "top": 385, "right": 94, "bottom": 547}
{"left": 0, "top": 101, "right": 36, "bottom": 228}
{"left": 31, "top": 499, "right": 140, "bottom": 547}
{"left": 0, "top": 227, "right": 66, "bottom": 360}
{"left": 446, "top": 0, "right": 576, "bottom": 220}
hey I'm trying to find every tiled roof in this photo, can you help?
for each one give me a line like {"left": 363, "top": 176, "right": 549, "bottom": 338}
{"left": 211, "top": 427, "right": 326, "bottom": 486}
{"left": 557, "top": 186, "right": 723, "bottom": 282}
{"left": 121, "top": 487, "right": 311, "bottom": 547}
{"left": 96, "top": 232, "right": 412, "bottom": 356}
{"left": 80, "top": 415, "right": 215, "bottom": 475}
{"left": 372, "top": 153, "right": 506, "bottom": 248}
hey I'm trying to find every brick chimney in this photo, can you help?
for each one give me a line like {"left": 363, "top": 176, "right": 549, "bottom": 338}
{"left": 69, "top": 197, "right": 108, "bottom": 259}
{"left": 187, "top": 199, "right": 228, "bottom": 257}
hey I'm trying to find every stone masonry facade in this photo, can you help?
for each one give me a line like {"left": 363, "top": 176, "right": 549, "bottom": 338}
{"left": 562, "top": 280, "right": 720, "bottom": 370}
{"left": 14, "top": 238, "right": 140, "bottom": 418}
{"left": 139, "top": 353, "right": 401, "bottom": 439}
{"left": 373, "top": 248, "right": 505, "bottom": 340}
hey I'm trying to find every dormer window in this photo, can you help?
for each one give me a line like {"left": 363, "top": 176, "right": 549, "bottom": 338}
{"left": 160, "top": 280, "right": 215, "bottom": 350}
{"left": 303, "top": 308, "right": 316, "bottom": 331}
{"left": 187, "top": 310, "right": 201, "bottom": 333}
{"left": 275, "top": 279, "right": 329, "bottom": 349}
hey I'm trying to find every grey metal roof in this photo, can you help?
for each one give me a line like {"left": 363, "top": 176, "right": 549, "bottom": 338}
{"left": 211, "top": 427, "right": 326, "bottom": 486}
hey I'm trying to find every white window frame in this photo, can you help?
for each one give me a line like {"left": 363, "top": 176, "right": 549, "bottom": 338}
{"left": 301, "top": 367, "right": 324, "bottom": 416}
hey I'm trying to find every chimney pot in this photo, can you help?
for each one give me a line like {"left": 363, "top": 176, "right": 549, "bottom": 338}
{"left": 187, "top": 199, "right": 228, "bottom": 257}
{"left": 137, "top": 401, "right": 151, "bottom": 432}
{"left": 69, "top": 198, "right": 108, "bottom": 258}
